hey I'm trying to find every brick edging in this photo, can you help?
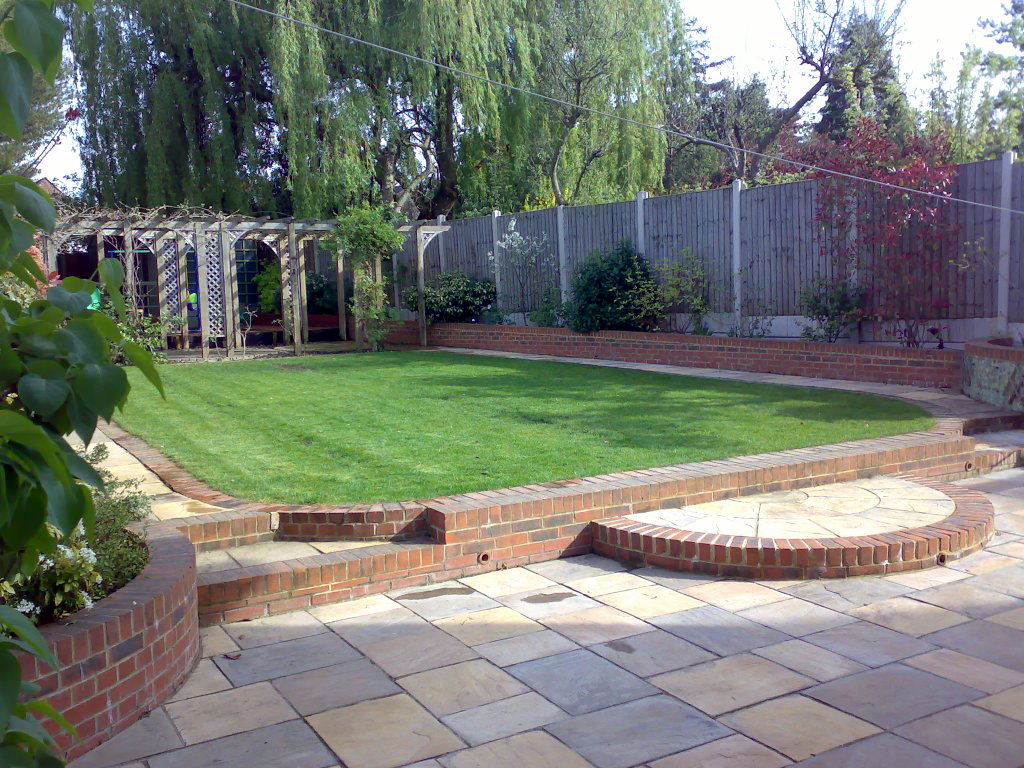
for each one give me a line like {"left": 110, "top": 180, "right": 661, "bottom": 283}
{"left": 591, "top": 478, "right": 994, "bottom": 579}
{"left": 965, "top": 337, "right": 1024, "bottom": 363}
{"left": 17, "top": 524, "right": 199, "bottom": 760}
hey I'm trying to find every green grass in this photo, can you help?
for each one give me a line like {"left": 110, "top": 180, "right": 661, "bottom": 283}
{"left": 117, "top": 350, "right": 934, "bottom": 504}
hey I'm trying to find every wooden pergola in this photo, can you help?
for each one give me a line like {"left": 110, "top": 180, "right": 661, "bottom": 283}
{"left": 44, "top": 210, "right": 348, "bottom": 358}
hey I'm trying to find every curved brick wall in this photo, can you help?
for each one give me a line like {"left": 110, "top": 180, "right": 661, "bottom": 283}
{"left": 963, "top": 338, "right": 1024, "bottom": 412}
{"left": 387, "top": 323, "right": 963, "bottom": 389}
{"left": 17, "top": 525, "right": 199, "bottom": 760}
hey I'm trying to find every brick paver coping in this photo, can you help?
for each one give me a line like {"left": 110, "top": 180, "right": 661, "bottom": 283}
{"left": 593, "top": 476, "right": 995, "bottom": 579}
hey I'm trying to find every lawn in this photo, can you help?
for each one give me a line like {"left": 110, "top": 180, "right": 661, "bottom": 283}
{"left": 117, "top": 351, "right": 934, "bottom": 504}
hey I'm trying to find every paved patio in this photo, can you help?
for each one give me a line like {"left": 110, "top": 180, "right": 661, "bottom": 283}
{"left": 70, "top": 469, "right": 1024, "bottom": 768}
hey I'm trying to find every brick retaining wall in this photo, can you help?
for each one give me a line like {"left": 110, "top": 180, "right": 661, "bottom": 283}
{"left": 387, "top": 323, "right": 963, "bottom": 389}
{"left": 963, "top": 338, "right": 1024, "bottom": 412}
{"left": 18, "top": 526, "right": 199, "bottom": 760}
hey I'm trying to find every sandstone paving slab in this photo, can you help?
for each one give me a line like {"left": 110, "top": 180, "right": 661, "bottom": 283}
{"left": 164, "top": 682, "right": 296, "bottom": 745}
{"left": 651, "top": 605, "right": 789, "bottom": 656}
{"left": 392, "top": 582, "right": 500, "bottom": 620}
{"left": 545, "top": 694, "right": 732, "bottom": 768}
{"left": 884, "top": 566, "right": 972, "bottom": 590}
{"left": 792, "top": 733, "right": 967, "bottom": 768}
{"left": 458, "top": 568, "right": 558, "bottom": 598}
{"left": 651, "top": 654, "right": 812, "bottom": 716}
{"left": 590, "top": 629, "right": 715, "bottom": 677}
{"left": 68, "top": 709, "right": 183, "bottom": 768}
{"left": 440, "top": 692, "right": 567, "bottom": 745}
{"left": 910, "top": 582, "right": 1023, "bottom": 619}
{"left": 358, "top": 624, "right": 478, "bottom": 677}
{"left": 737, "top": 598, "right": 854, "bottom": 637}
{"left": 328, "top": 606, "right": 429, "bottom": 648}
{"left": 904, "top": 648, "right": 1024, "bottom": 694}
{"left": 720, "top": 695, "right": 880, "bottom": 761}
{"left": 146, "top": 721, "right": 336, "bottom": 768}
{"left": 946, "top": 550, "right": 1021, "bottom": 575}
{"left": 214, "top": 631, "right": 359, "bottom": 686}
{"left": 895, "top": 705, "right": 1024, "bottom": 768}
{"left": 473, "top": 628, "right": 578, "bottom": 667}
{"left": 540, "top": 604, "right": 651, "bottom": 645}
{"left": 398, "top": 659, "right": 528, "bottom": 716}
{"left": 497, "top": 586, "right": 602, "bottom": 620}
{"left": 780, "top": 578, "right": 913, "bottom": 611}
{"left": 196, "top": 549, "right": 238, "bottom": 574}
{"left": 565, "top": 571, "right": 653, "bottom": 596}
{"left": 647, "top": 734, "right": 790, "bottom": 768}
{"left": 990, "top": 540, "right": 1024, "bottom": 558}
{"left": 226, "top": 540, "right": 320, "bottom": 567}
{"left": 507, "top": 649, "right": 657, "bottom": 715}
{"left": 805, "top": 664, "right": 983, "bottom": 728}
{"left": 804, "top": 621, "right": 935, "bottom": 667}
{"left": 969, "top": 563, "right": 1024, "bottom": 598}
{"left": 752, "top": 639, "right": 869, "bottom": 682}
{"left": 308, "top": 593, "right": 398, "bottom": 624}
{"left": 199, "top": 625, "right": 239, "bottom": 657}
{"left": 974, "top": 684, "right": 1024, "bottom": 722}
{"left": 271, "top": 658, "right": 401, "bottom": 715}
{"left": 525, "top": 553, "right": 627, "bottom": 582}
{"left": 223, "top": 610, "right": 327, "bottom": 649}
{"left": 683, "top": 581, "right": 788, "bottom": 612}
{"left": 985, "top": 604, "right": 1024, "bottom": 630}
{"left": 433, "top": 606, "right": 542, "bottom": 646}
{"left": 166, "top": 658, "right": 231, "bottom": 702}
{"left": 924, "top": 620, "right": 1024, "bottom": 672}
{"left": 308, "top": 694, "right": 464, "bottom": 768}
{"left": 849, "top": 596, "right": 970, "bottom": 636}
{"left": 439, "top": 731, "right": 590, "bottom": 768}
{"left": 632, "top": 565, "right": 722, "bottom": 589}
{"left": 597, "top": 584, "right": 705, "bottom": 618}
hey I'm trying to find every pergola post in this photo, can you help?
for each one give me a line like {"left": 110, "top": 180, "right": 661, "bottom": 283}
{"left": 219, "top": 221, "right": 238, "bottom": 358}
{"left": 276, "top": 235, "right": 291, "bottom": 346}
{"left": 123, "top": 223, "right": 137, "bottom": 314}
{"left": 299, "top": 236, "right": 310, "bottom": 346}
{"left": 175, "top": 234, "right": 190, "bottom": 349}
{"left": 335, "top": 246, "right": 347, "bottom": 341}
{"left": 288, "top": 222, "right": 303, "bottom": 355}
{"left": 416, "top": 229, "right": 427, "bottom": 348}
{"left": 194, "top": 223, "right": 211, "bottom": 360}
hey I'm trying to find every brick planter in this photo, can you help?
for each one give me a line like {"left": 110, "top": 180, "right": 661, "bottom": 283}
{"left": 387, "top": 323, "right": 964, "bottom": 389}
{"left": 963, "top": 338, "right": 1024, "bottom": 411}
{"left": 17, "top": 525, "right": 199, "bottom": 760}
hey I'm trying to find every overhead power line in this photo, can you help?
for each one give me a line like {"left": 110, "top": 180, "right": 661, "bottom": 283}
{"left": 225, "top": 0, "right": 1024, "bottom": 217}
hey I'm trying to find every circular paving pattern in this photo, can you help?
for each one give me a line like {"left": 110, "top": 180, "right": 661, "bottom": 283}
{"left": 592, "top": 476, "right": 995, "bottom": 580}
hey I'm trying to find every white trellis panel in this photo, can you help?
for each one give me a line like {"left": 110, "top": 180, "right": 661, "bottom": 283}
{"left": 205, "top": 231, "right": 226, "bottom": 337}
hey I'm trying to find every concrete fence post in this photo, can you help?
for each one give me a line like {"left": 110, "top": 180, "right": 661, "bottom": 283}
{"left": 437, "top": 214, "right": 447, "bottom": 273}
{"left": 635, "top": 190, "right": 648, "bottom": 256}
{"left": 731, "top": 178, "right": 744, "bottom": 326}
{"left": 556, "top": 205, "right": 569, "bottom": 303}
{"left": 491, "top": 209, "right": 502, "bottom": 306}
{"left": 997, "top": 150, "right": 1016, "bottom": 334}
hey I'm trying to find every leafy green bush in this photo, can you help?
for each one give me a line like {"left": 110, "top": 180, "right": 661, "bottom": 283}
{"left": 254, "top": 260, "right": 282, "bottom": 313}
{"left": 799, "top": 276, "right": 867, "bottom": 343}
{"left": 1, "top": 446, "right": 151, "bottom": 625}
{"left": 529, "top": 286, "right": 565, "bottom": 327}
{"left": 307, "top": 273, "right": 339, "bottom": 315}
{"left": 101, "top": 294, "right": 180, "bottom": 363}
{"left": 406, "top": 271, "right": 497, "bottom": 324}
{"left": 565, "top": 241, "right": 663, "bottom": 333}
{"left": 661, "top": 251, "right": 711, "bottom": 334}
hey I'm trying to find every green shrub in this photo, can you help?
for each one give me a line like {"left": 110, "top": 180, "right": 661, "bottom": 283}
{"left": 662, "top": 251, "right": 711, "bottom": 333}
{"left": 565, "top": 241, "right": 663, "bottom": 333}
{"left": 307, "top": 273, "right": 339, "bottom": 315}
{"left": 407, "top": 271, "right": 497, "bottom": 324}
{"left": 799, "top": 276, "right": 866, "bottom": 343}
{"left": 101, "top": 294, "right": 180, "bottom": 363}
{"left": 254, "top": 260, "right": 282, "bottom": 313}
{"left": 529, "top": 286, "right": 565, "bottom": 327}
{"left": 1, "top": 446, "right": 151, "bottom": 624}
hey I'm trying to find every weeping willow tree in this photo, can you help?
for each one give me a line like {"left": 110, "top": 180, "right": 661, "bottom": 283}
{"left": 69, "top": 0, "right": 672, "bottom": 218}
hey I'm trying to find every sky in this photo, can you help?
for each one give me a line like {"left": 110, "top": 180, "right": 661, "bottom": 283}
{"left": 37, "top": 0, "right": 1015, "bottom": 187}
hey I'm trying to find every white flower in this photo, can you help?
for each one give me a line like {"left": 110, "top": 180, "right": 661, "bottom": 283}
{"left": 95, "top": 574, "right": 103, "bottom": 584}
{"left": 82, "top": 596, "right": 94, "bottom": 610}
{"left": 14, "top": 599, "right": 40, "bottom": 616}
{"left": 80, "top": 547, "right": 97, "bottom": 564}
{"left": 38, "top": 555, "right": 54, "bottom": 570}
{"left": 57, "top": 544, "right": 74, "bottom": 558}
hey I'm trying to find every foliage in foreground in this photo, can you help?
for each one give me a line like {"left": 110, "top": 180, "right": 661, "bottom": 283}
{"left": 0, "top": 1, "right": 162, "bottom": 763}
{"left": 799, "top": 276, "right": 867, "bottom": 343}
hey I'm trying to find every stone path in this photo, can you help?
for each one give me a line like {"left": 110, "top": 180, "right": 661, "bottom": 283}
{"left": 71, "top": 468, "right": 1024, "bottom": 768}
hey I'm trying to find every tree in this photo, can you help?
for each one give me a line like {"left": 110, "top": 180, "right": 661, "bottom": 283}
{"left": 815, "top": 6, "right": 913, "bottom": 143}
{"left": 981, "top": 0, "right": 1024, "bottom": 153}
{"left": 805, "top": 119, "right": 964, "bottom": 346}
{"left": 0, "top": 46, "right": 72, "bottom": 176}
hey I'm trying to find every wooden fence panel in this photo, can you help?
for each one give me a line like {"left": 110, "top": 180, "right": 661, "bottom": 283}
{"left": 563, "top": 200, "right": 636, "bottom": 283}
{"left": 495, "top": 208, "right": 559, "bottom": 313}
{"left": 1011, "top": 162, "right": 1024, "bottom": 324}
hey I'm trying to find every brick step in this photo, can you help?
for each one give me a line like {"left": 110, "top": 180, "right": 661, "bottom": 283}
{"left": 196, "top": 537, "right": 448, "bottom": 625}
